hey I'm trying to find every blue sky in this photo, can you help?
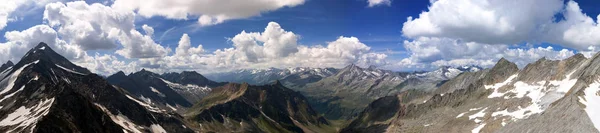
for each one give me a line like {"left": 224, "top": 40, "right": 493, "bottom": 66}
{"left": 135, "top": 0, "right": 429, "bottom": 58}
{"left": 1, "top": 0, "right": 600, "bottom": 75}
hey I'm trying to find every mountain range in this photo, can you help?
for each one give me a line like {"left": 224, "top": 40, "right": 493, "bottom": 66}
{"left": 2, "top": 42, "right": 597, "bottom": 133}
{"left": 342, "top": 53, "right": 600, "bottom": 132}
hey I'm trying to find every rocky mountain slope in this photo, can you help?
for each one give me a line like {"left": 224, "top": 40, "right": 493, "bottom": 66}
{"left": 184, "top": 81, "right": 332, "bottom": 132}
{"left": 205, "top": 67, "right": 338, "bottom": 87}
{"left": 301, "top": 64, "right": 480, "bottom": 120}
{"left": 107, "top": 70, "right": 225, "bottom": 113}
{"left": 0, "top": 43, "right": 193, "bottom": 132}
{"left": 343, "top": 54, "right": 600, "bottom": 133}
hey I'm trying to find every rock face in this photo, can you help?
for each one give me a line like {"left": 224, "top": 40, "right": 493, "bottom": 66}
{"left": 301, "top": 64, "right": 479, "bottom": 120}
{"left": 343, "top": 53, "right": 600, "bottom": 133}
{"left": 107, "top": 69, "right": 225, "bottom": 113}
{"left": 0, "top": 43, "right": 193, "bottom": 132}
{"left": 185, "top": 81, "right": 332, "bottom": 133}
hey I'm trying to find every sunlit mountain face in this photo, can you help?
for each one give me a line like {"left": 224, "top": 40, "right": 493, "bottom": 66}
{"left": 1, "top": 0, "right": 600, "bottom": 132}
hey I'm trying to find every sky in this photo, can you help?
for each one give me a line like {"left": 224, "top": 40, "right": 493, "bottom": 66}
{"left": 0, "top": 0, "right": 599, "bottom": 75}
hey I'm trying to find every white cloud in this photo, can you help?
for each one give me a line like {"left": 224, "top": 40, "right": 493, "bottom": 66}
{"left": 230, "top": 22, "right": 299, "bottom": 62}
{"left": 402, "top": 0, "right": 564, "bottom": 45}
{"left": 0, "top": 25, "right": 89, "bottom": 64}
{"left": 0, "top": 0, "right": 27, "bottom": 30}
{"left": 544, "top": 1, "right": 600, "bottom": 50}
{"left": 76, "top": 53, "right": 139, "bottom": 75}
{"left": 44, "top": 1, "right": 169, "bottom": 58}
{"left": 175, "top": 34, "right": 205, "bottom": 56}
{"left": 142, "top": 24, "right": 154, "bottom": 37}
{"left": 111, "top": 0, "right": 305, "bottom": 26}
{"left": 391, "top": 37, "right": 575, "bottom": 70}
{"left": 368, "top": 0, "right": 391, "bottom": 7}
{"left": 0, "top": 0, "right": 62, "bottom": 31}
{"left": 402, "top": 0, "right": 600, "bottom": 51}
{"left": 138, "top": 22, "right": 386, "bottom": 73}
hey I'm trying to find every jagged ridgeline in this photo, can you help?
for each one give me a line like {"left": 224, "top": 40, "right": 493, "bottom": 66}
{"left": 343, "top": 54, "right": 600, "bottom": 132}
{"left": 184, "top": 81, "right": 333, "bottom": 132}
{"left": 0, "top": 43, "right": 192, "bottom": 132}
{"left": 0, "top": 42, "right": 334, "bottom": 133}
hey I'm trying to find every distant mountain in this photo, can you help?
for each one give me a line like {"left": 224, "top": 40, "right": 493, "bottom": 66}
{"left": 301, "top": 64, "right": 480, "bottom": 120}
{"left": 184, "top": 81, "right": 333, "bottom": 132}
{"left": 204, "top": 67, "right": 338, "bottom": 87}
{"left": 0, "top": 61, "right": 13, "bottom": 73}
{"left": 0, "top": 42, "right": 192, "bottom": 132}
{"left": 343, "top": 54, "right": 600, "bottom": 132}
{"left": 107, "top": 69, "right": 226, "bottom": 113}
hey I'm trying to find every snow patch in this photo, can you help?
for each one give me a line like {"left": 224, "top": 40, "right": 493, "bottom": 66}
{"left": 150, "top": 87, "right": 165, "bottom": 97}
{"left": 0, "top": 86, "right": 24, "bottom": 104}
{"left": 94, "top": 103, "right": 143, "bottom": 133}
{"left": 125, "top": 95, "right": 164, "bottom": 113}
{"left": 468, "top": 108, "right": 487, "bottom": 123}
{"left": 0, "top": 61, "right": 38, "bottom": 96}
{"left": 471, "top": 123, "right": 486, "bottom": 133}
{"left": 55, "top": 64, "right": 85, "bottom": 75}
{"left": 0, "top": 98, "right": 55, "bottom": 131}
{"left": 485, "top": 74, "right": 518, "bottom": 98}
{"left": 161, "top": 78, "right": 211, "bottom": 92}
{"left": 167, "top": 104, "right": 178, "bottom": 111}
{"left": 489, "top": 72, "right": 578, "bottom": 122}
{"left": 456, "top": 112, "right": 466, "bottom": 118}
{"left": 150, "top": 124, "right": 167, "bottom": 133}
{"left": 578, "top": 81, "right": 600, "bottom": 130}
{"left": 39, "top": 46, "right": 45, "bottom": 50}
{"left": 0, "top": 67, "right": 12, "bottom": 80}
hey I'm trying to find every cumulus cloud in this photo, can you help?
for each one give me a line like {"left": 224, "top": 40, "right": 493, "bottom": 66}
{"left": 175, "top": 34, "right": 205, "bottom": 56}
{"left": 544, "top": 1, "right": 600, "bottom": 50}
{"left": 402, "top": 0, "right": 564, "bottom": 44}
{"left": 392, "top": 37, "right": 575, "bottom": 70}
{"left": 142, "top": 24, "right": 154, "bottom": 37}
{"left": 0, "top": 25, "right": 89, "bottom": 64}
{"left": 76, "top": 54, "right": 139, "bottom": 75}
{"left": 402, "top": 0, "right": 600, "bottom": 51}
{"left": 138, "top": 22, "right": 387, "bottom": 73}
{"left": 367, "top": 0, "right": 392, "bottom": 7}
{"left": 111, "top": 0, "right": 305, "bottom": 26}
{"left": 44, "top": 1, "right": 169, "bottom": 58}
{"left": 0, "top": 0, "right": 61, "bottom": 31}
{"left": 0, "top": 0, "right": 27, "bottom": 30}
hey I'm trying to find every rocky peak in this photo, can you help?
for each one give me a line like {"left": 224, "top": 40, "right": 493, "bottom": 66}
{"left": 18, "top": 42, "right": 91, "bottom": 74}
{"left": 0, "top": 60, "right": 13, "bottom": 72}
{"left": 132, "top": 68, "right": 159, "bottom": 77}
{"left": 483, "top": 57, "right": 519, "bottom": 84}
{"left": 115, "top": 71, "right": 126, "bottom": 76}
{"left": 106, "top": 71, "right": 127, "bottom": 80}
{"left": 343, "top": 63, "right": 361, "bottom": 70}
{"left": 566, "top": 53, "right": 587, "bottom": 63}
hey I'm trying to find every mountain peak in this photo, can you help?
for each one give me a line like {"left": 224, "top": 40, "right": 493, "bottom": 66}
{"left": 115, "top": 71, "right": 126, "bottom": 76}
{"left": 343, "top": 63, "right": 361, "bottom": 70}
{"left": 34, "top": 42, "right": 50, "bottom": 49}
{"left": 17, "top": 42, "right": 91, "bottom": 74}
{"left": 494, "top": 58, "right": 517, "bottom": 69}
{"left": 484, "top": 57, "right": 519, "bottom": 84}
{"left": 0, "top": 60, "right": 14, "bottom": 72}
{"left": 5, "top": 60, "right": 13, "bottom": 66}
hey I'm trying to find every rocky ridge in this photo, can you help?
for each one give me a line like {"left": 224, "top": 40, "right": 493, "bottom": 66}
{"left": 342, "top": 53, "right": 600, "bottom": 133}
